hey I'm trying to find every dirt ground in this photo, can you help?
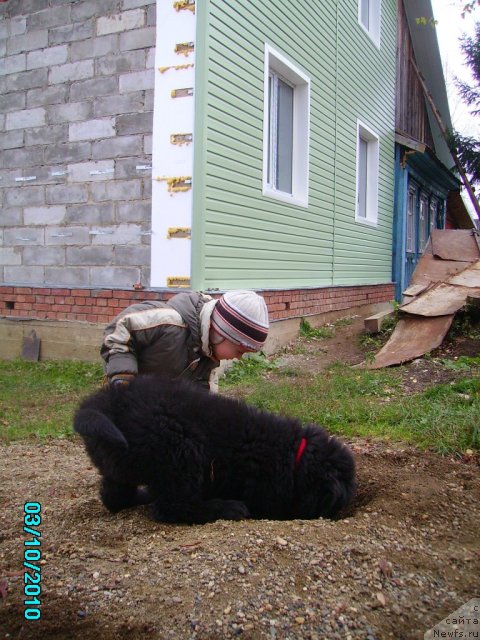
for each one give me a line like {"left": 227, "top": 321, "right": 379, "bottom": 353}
{"left": 1, "top": 314, "right": 479, "bottom": 640}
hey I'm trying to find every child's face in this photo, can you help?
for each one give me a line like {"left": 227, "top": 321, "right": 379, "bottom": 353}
{"left": 211, "top": 338, "right": 255, "bottom": 362}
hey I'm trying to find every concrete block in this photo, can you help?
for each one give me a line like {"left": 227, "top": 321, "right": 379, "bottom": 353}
{"left": 90, "top": 224, "right": 142, "bottom": 246}
{"left": 47, "top": 101, "right": 92, "bottom": 124}
{"left": 49, "top": 21, "right": 94, "bottom": 46}
{"left": 66, "top": 202, "right": 115, "bottom": 225}
{"left": 142, "top": 178, "right": 152, "bottom": 199}
{"left": 0, "top": 91, "right": 26, "bottom": 112}
{"left": 0, "top": 130, "right": 25, "bottom": 150}
{"left": 46, "top": 184, "right": 88, "bottom": 205}
{"left": 5, "top": 266, "right": 46, "bottom": 285}
{"left": 4, "top": 226, "right": 45, "bottom": 245}
{"left": 69, "top": 118, "right": 115, "bottom": 142}
{"left": 23, "top": 246, "right": 66, "bottom": 266}
{"left": 27, "top": 84, "right": 68, "bottom": 108}
{"left": 69, "top": 34, "right": 118, "bottom": 61}
{"left": 10, "top": 16, "right": 27, "bottom": 36}
{"left": 24, "top": 205, "right": 66, "bottom": 226}
{"left": 90, "top": 266, "right": 140, "bottom": 287}
{"left": 0, "top": 208, "right": 23, "bottom": 226}
{"left": 4, "top": 186, "right": 45, "bottom": 208}
{"left": 119, "top": 26, "right": 155, "bottom": 51}
{"left": 5, "top": 107, "right": 46, "bottom": 130}
{"left": 114, "top": 157, "right": 150, "bottom": 179}
{"left": 26, "top": 45, "right": 68, "bottom": 70}
{"left": 92, "top": 135, "right": 142, "bottom": 159}
{"left": 70, "top": 76, "right": 117, "bottom": 101}
{"left": 6, "top": 68, "right": 48, "bottom": 92}
{"left": 44, "top": 141, "right": 91, "bottom": 164}
{"left": 27, "top": 5, "right": 71, "bottom": 30}
{"left": 97, "top": 10, "right": 145, "bottom": 35}
{"left": 144, "top": 134, "right": 152, "bottom": 155}
{"left": 0, "top": 248, "right": 22, "bottom": 266}
{"left": 25, "top": 124, "right": 68, "bottom": 147}
{"left": 72, "top": 0, "right": 119, "bottom": 22}
{"left": 117, "top": 200, "right": 151, "bottom": 223}
{"left": 3, "top": 147, "right": 44, "bottom": 168}
{"left": 90, "top": 180, "right": 142, "bottom": 204}
{"left": 45, "top": 226, "right": 90, "bottom": 245}
{"left": 11, "top": 166, "right": 66, "bottom": 186}
{"left": 0, "top": 53, "right": 26, "bottom": 76}
{"left": 67, "top": 160, "right": 115, "bottom": 182}
{"left": 93, "top": 92, "right": 143, "bottom": 117}
{"left": 67, "top": 245, "right": 114, "bottom": 265}
{"left": 119, "top": 68, "right": 154, "bottom": 93}
{"left": 44, "top": 266, "right": 89, "bottom": 286}
{"left": 146, "top": 47, "right": 155, "bottom": 68}
{"left": 144, "top": 89, "right": 154, "bottom": 110}
{"left": 95, "top": 50, "right": 145, "bottom": 76}
{"left": 8, "top": 29, "right": 48, "bottom": 55}
{"left": 50, "top": 59, "right": 94, "bottom": 85}
{"left": 116, "top": 112, "right": 153, "bottom": 135}
{"left": 115, "top": 244, "right": 150, "bottom": 265}
{"left": 146, "top": 3, "right": 156, "bottom": 26}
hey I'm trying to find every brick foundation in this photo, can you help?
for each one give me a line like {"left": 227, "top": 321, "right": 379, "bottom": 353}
{"left": 0, "top": 283, "right": 395, "bottom": 324}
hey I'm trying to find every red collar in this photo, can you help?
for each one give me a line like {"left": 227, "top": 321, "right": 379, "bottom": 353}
{"left": 295, "top": 437, "right": 307, "bottom": 469}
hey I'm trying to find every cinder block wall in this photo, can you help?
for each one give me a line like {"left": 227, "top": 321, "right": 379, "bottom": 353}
{"left": 0, "top": 0, "right": 155, "bottom": 289}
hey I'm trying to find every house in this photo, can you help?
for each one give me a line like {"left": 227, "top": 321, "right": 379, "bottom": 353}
{"left": 0, "top": 0, "right": 458, "bottom": 358}
{"left": 392, "top": 0, "right": 477, "bottom": 301}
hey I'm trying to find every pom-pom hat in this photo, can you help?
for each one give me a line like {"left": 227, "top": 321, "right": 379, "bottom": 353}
{"left": 211, "top": 290, "right": 269, "bottom": 351}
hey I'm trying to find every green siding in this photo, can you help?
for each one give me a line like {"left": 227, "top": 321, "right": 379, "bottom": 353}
{"left": 191, "top": 0, "right": 396, "bottom": 290}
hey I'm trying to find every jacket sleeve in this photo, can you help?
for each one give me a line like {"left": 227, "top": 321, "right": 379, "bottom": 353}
{"left": 100, "top": 302, "right": 185, "bottom": 378}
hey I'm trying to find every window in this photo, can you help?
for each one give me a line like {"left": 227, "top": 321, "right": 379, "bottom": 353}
{"left": 355, "top": 121, "right": 379, "bottom": 226}
{"left": 263, "top": 45, "right": 310, "bottom": 207}
{"left": 358, "top": 0, "right": 381, "bottom": 47}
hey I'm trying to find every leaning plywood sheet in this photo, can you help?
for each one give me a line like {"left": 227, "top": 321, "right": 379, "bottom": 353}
{"left": 400, "top": 283, "right": 480, "bottom": 316}
{"left": 447, "top": 260, "right": 480, "bottom": 287}
{"left": 430, "top": 229, "right": 480, "bottom": 262}
{"left": 409, "top": 253, "right": 469, "bottom": 288}
{"left": 365, "top": 315, "right": 454, "bottom": 369}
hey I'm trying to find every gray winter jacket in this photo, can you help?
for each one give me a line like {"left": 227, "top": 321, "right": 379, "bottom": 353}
{"left": 100, "top": 291, "right": 219, "bottom": 389}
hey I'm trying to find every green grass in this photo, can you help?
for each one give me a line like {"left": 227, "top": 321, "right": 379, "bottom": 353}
{"left": 2, "top": 352, "right": 479, "bottom": 456}
{"left": 226, "top": 363, "right": 480, "bottom": 455}
{"left": 0, "top": 360, "right": 103, "bottom": 443}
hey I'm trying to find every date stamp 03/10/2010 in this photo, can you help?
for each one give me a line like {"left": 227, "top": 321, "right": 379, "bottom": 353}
{"left": 23, "top": 502, "right": 42, "bottom": 620}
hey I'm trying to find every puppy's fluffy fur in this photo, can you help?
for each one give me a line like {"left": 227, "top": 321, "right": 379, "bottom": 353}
{"left": 74, "top": 376, "right": 356, "bottom": 524}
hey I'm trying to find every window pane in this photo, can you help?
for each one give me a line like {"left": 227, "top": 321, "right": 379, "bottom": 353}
{"left": 407, "top": 188, "right": 416, "bottom": 253}
{"left": 276, "top": 79, "right": 294, "bottom": 194}
{"left": 267, "top": 74, "right": 273, "bottom": 186}
{"left": 419, "top": 195, "right": 429, "bottom": 251}
{"left": 360, "top": 0, "right": 370, "bottom": 29}
{"left": 357, "top": 136, "right": 368, "bottom": 218}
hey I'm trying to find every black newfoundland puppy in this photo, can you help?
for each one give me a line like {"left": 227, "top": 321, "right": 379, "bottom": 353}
{"left": 74, "top": 376, "right": 356, "bottom": 524}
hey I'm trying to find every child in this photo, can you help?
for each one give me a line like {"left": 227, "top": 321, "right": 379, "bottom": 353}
{"left": 101, "top": 289, "right": 269, "bottom": 390}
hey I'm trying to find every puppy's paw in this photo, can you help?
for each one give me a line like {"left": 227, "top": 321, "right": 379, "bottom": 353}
{"left": 216, "top": 499, "right": 250, "bottom": 521}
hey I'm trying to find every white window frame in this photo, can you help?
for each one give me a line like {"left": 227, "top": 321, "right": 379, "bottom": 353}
{"left": 358, "top": 0, "right": 381, "bottom": 48}
{"left": 262, "top": 44, "right": 310, "bottom": 208}
{"left": 355, "top": 120, "right": 379, "bottom": 227}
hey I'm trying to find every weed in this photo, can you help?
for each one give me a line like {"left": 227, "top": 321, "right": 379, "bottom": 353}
{"left": 221, "top": 352, "right": 277, "bottom": 386}
{"left": 299, "top": 318, "right": 334, "bottom": 340}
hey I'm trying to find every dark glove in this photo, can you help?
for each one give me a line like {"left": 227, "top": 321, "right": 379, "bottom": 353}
{"left": 109, "top": 373, "right": 136, "bottom": 387}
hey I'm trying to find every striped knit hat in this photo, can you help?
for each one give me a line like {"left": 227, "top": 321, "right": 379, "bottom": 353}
{"left": 211, "top": 290, "right": 269, "bottom": 351}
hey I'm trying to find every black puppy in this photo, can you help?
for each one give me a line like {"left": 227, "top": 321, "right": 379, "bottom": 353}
{"left": 74, "top": 376, "right": 356, "bottom": 524}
